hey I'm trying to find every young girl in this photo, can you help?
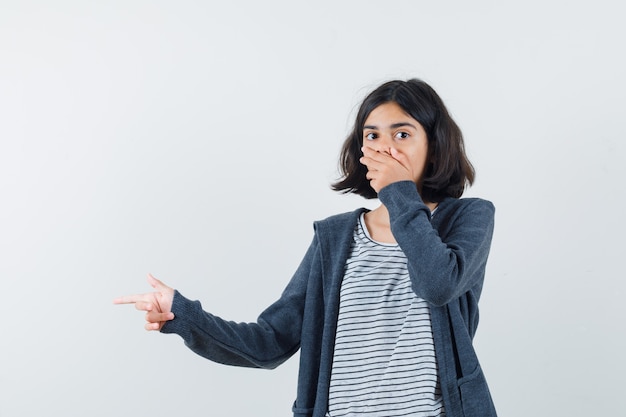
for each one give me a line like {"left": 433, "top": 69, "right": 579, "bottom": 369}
{"left": 114, "top": 79, "right": 497, "bottom": 417}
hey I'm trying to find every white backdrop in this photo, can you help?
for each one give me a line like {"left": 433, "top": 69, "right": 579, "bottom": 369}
{"left": 1, "top": 1, "right": 624, "bottom": 416}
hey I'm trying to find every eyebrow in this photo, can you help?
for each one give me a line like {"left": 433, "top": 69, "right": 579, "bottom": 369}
{"left": 363, "top": 122, "right": 418, "bottom": 130}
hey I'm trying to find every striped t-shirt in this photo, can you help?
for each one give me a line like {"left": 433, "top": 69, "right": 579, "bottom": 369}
{"left": 326, "top": 213, "right": 445, "bottom": 417}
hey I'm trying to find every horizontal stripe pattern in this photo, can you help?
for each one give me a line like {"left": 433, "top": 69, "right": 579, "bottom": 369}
{"left": 327, "top": 214, "right": 444, "bottom": 417}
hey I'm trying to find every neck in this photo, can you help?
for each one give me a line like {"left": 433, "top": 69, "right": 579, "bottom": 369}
{"left": 363, "top": 200, "right": 438, "bottom": 244}
{"left": 368, "top": 200, "right": 438, "bottom": 223}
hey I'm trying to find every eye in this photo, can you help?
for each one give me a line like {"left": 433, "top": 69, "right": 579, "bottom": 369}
{"left": 395, "top": 131, "right": 410, "bottom": 139}
{"left": 364, "top": 132, "right": 378, "bottom": 141}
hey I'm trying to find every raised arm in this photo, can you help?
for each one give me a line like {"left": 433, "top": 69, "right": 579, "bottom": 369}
{"left": 379, "top": 181, "right": 495, "bottom": 306}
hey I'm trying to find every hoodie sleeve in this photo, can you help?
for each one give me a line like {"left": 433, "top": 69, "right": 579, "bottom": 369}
{"left": 378, "top": 181, "right": 495, "bottom": 306}
{"left": 160, "top": 235, "right": 320, "bottom": 369}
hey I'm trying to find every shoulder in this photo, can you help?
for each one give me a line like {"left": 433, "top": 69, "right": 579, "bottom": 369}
{"left": 440, "top": 197, "right": 495, "bottom": 212}
{"left": 440, "top": 196, "right": 495, "bottom": 214}
{"left": 308, "top": 209, "right": 365, "bottom": 258}
{"left": 313, "top": 208, "right": 366, "bottom": 233}
{"left": 433, "top": 197, "right": 495, "bottom": 229}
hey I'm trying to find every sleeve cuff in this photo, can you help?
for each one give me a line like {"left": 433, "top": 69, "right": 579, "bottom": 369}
{"left": 377, "top": 181, "right": 430, "bottom": 217}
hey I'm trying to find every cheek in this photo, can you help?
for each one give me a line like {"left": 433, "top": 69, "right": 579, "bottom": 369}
{"left": 407, "top": 145, "right": 428, "bottom": 162}
{"left": 408, "top": 152, "right": 430, "bottom": 174}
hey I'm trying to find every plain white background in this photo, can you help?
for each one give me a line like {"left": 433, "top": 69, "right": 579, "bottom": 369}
{"left": 1, "top": 1, "right": 624, "bottom": 416}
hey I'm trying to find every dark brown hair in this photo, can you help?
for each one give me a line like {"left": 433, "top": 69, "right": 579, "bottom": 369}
{"left": 332, "top": 78, "right": 475, "bottom": 203}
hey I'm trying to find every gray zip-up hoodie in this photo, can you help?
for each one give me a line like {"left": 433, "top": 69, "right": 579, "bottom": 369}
{"left": 161, "top": 180, "right": 497, "bottom": 417}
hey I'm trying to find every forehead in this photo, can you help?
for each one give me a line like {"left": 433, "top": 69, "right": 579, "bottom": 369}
{"left": 364, "top": 102, "right": 417, "bottom": 126}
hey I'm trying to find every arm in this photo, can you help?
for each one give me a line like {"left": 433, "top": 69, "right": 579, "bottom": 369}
{"left": 126, "top": 237, "right": 318, "bottom": 370}
{"left": 378, "top": 181, "right": 495, "bottom": 306}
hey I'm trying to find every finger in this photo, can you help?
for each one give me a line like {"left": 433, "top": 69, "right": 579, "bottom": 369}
{"left": 359, "top": 155, "right": 373, "bottom": 170}
{"left": 146, "top": 311, "right": 175, "bottom": 323}
{"left": 363, "top": 149, "right": 398, "bottom": 170}
{"left": 361, "top": 156, "right": 392, "bottom": 175}
{"left": 147, "top": 273, "right": 169, "bottom": 291}
{"left": 113, "top": 294, "right": 148, "bottom": 305}
{"left": 365, "top": 148, "right": 408, "bottom": 175}
{"left": 144, "top": 322, "right": 161, "bottom": 331}
{"left": 363, "top": 145, "right": 394, "bottom": 158}
{"left": 361, "top": 146, "right": 388, "bottom": 161}
{"left": 134, "top": 301, "right": 154, "bottom": 312}
{"left": 389, "top": 148, "right": 411, "bottom": 169}
{"left": 360, "top": 153, "right": 386, "bottom": 169}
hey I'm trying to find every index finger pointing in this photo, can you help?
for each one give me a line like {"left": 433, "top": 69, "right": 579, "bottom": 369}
{"left": 112, "top": 294, "right": 146, "bottom": 305}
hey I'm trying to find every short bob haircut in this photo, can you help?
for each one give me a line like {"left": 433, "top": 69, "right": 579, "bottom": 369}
{"left": 332, "top": 79, "right": 475, "bottom": 203}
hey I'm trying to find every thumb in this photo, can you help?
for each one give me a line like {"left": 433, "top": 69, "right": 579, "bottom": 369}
{"left": 390, "top": 148, "right": 410, "bottom": 168}
{"left": 147, "top": 273, "right": 167, "bottom": 290}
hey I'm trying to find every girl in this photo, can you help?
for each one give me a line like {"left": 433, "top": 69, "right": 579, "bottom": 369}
{"left": 114, "top": 79, "right": 497, "bottom": 417}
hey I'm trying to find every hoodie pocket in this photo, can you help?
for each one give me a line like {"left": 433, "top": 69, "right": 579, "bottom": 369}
{"left": 457, "top": 365, "right": 497, "bottom": 417}
{"left": 292, "top": 401, "right": 314, "bottom": 417}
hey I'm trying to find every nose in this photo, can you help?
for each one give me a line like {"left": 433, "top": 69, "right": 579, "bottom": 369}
{"left": 372, "top": 134, "right": 393, "bottom": 154}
